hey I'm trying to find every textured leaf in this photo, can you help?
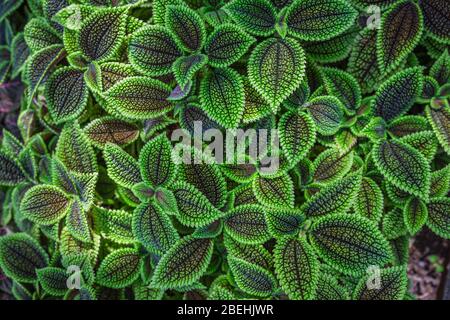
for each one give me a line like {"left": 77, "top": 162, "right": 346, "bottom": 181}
{"left": 354, "top": 177, "right": 384, "bottom": 223}
{"left": 309, "top": 214, "right": 393, "bottom": 276}
{"left": 132, "top": 202, "right": 179, "bottom": 254}
{"left": 265, "top": 209, "right": 304, "bottom": 238}
{"left": 274, "top": 237, "right": 318, "bottom": 300}
{"left": 285, "top": 0, "right": 357, "bottom": 41}
{"left": 224, "top": 204, "right": 271, "bottom": 245}
{"left": 83, "top": 117, "right": 139, "bottom": 149}
{"left": 425, "top": 105, "right": 450, "bottom": 156}
{"left": 404, "top": 197, "right": 428, "bottom": 235}
{"left": 353, "top": 266, "right": 407, "bottom": 300}
{"left": 24, "top": 18, "right": 61, "bottom": 52}
{"left": 66, "top": 199, "right": 91, "bottom": 243}
{"left": 26, "top": 44, "right": 65, "bottom": 102}
{"left": 315, "top": 274, "right": 349, "bottom": 300}
{"left": 223, "top": 233, "right": 273, "bottom": 270}
{"left": 96, "top": 62, "right": 137, "bottom": 92}
{"left": 372, "top": 67, "right": 424, "bottom": 122}
{"left": 151, "top": 236, "right": 213, "bottom": 289}
{"left": 312, "top": 148, "right": 353, "bottom": 185}
{"left": 377, "top": 1, "right": 423, "bottom": 73}
{"left": 172, "top": 181, "right": 223, "bottom": 227}
{"left": 172, "top": 54, "right": 207, "bottom": 88}
{"left": 301, "top": 171, "right": 362, "bottom": 218}
{"left": 0, "top": 0, "right": 24, "bottom": 21}
{"left": 430, "top": 49, "right": 450, "bottom": 86}
{"left": 10, "top": 33, "right": 30, "bottom": 78}
{"left": 79, "top": 9, "right": 126, "bottom": 62}
{"left": 248, "top": 37, "right": 305, "bottom": 109}
{"left": 253, "top": 173, "right": 294, "bottom": 209}
{"left": 387, "top": 115, "right": 429, "bottom": 137}
{"left": 419, "top": 0, "right": 450, "bottom": 44}
{"left": 399, "top": 131, "right": 438, "bottom": 162}
{"left": 305, "top": 96, "right": 344, "bottom": 136}
{"left": 0, "top": 233, "right": 49, "bottom": 283}
{"left": 45, "top": 66, "right": 88, "bottom": 124}
{"left": 242, "top": 78, "right": 273, "bottom": 123}
{"left": 96, "top": 248, "right": 142, "bottom": 289}
{"left": 278, "top": 111, "right": 316, "bottom": 164}
{"left": 382, "top": 208, "right": 408, "bottom": 240}
{"left": 347, "top": 28, "right": 380, "bottom": 94}
{"left": 204, "top": 23, "right": 256, "bottom": 68}
{"left": 165, "top": 4, "right": 205, "bottom": 52}
{"left": 106, "top": 77, "right": 173, "bottom": 120}
{"left": 128, "top": 25, "right": 182, "bottom": 76}
{"left": 139, "top": 134, "right": 176, "bottom": 188}
{"left": 200, "top": 67, "right": 244, "bottom": 129}
{"left": 104, "top": 143, "right": 142, "bottom": 189}
{"left": 426, "top": 198, "right": 450, "bottom": 239}
{"left": 94, "top": 206, "right": 133, "bottom": 244}
{"left": 430, "top": 166, "right": 450, "bottom": 198}
{"left": 322, "top": 67, "right": 361, "bottom": 114}
{"left": 152, "top": 0, "right": 186, "bottom": 25}
{"left": 223, "top": 0, "right": 276, "bottom": 37}
{"left": 56, "top": 121, "right": 97, "bottom": 174}
{"left": 372, "top": 139, "right": 430, "bottom": 200}
{"left": 21, "top": 185, "right": 71, "bottom": 225}
{"left": 37, "top": 267, "right": 68, "bottom": 296}
{"left": 0, "top": 149, "right": 26, "bottom": 186}
{"left": 228, "top": 256, "right": 276, "bottom": 297}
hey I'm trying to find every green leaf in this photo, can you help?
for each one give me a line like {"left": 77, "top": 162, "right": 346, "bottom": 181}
{"left": 309, "top": 214, "right": 393, "bottom": 276}
{"left": 172, "top": 181, "right": 223, "bottom": 227}
{"left": 253, "top": 173, "right": 295, "bottom": 209}
{"left": 372, "top": 139, "right": 431, "bottom": 200}
{"left": 223, "top": 233, "right": 273, "bottom": 270}
{"left": 154, "top": 187, "right": 179, "bottom": 214}
{"left": 26, "top": 44, "right": 65, "bottom": 103}
{"left": 132, "top": 202, "right": 179, "bottom": 254}
{"left": 151, "top": 236, "right": 214, "bottom": 289}
{"left": 312, "top": 148, "right": 353, "bottom": 185}
{"left": 315, "top": 274, "right": 349, "bottom": 300}
{"left": 426, "top": 197, "right": 450, "bottom": 239}
{"left": 204, "top": 23, "right": 256, "bottom": 68}
{"left": 139, "top": 134, "right": 176, "bottom": 188}
{"left": 353, "top": 266, "right": 407, "bottom": 300}
{"left": 79, "top": 8, "right": 126, "bottom": 62}
{"left": 305, "top": 96, "right": 344, "bottom": 136}
{"left": 430, "top": 165, "right": 450, "bottom": 198}
{"left": 0, "top": 233, "right": 49, "bottom": 283}
{"left": 21, "top": 185, "right": 71, "bottom": 225}
{"left": 322, "top": 67, "right": 361, "bottom": 114}
{"left": 95, "top": 62, "right": 137, "bottom": 92}
{"left": 24, "top": 18, "right": 61, "bottom": 52}
{"left": 104, "top": 143, "right": 142, "bottom": 189}
{"left": 377, "top": 1, "right": 423, "bottom": 73}
{"left": 278, "top": 111, "right": 316, "bottom": 164}
{"left": 83, "top": 116, "right": 139, "bottom": 149}
{"left": 199, "top": 67, "right": 244, "bottom": 129}
{"left": 274, "top": 237, "right": 319, "bottom": 300}
{"left": 223, "top": 0, "right": 276, "bottom": 37}
{"left": 128, "top": 25, "right": 182, "bottom": 76}
{"left": 105, "top": 77, "right": 173, "bottom": 120}
{"left": 152, "top": 0, "right": 186, "bottom": 25}
{"left": 283, "top": 78, "right": 310, "bottom": 111}
{"left": 242, "top": 78, "right": 273, "bottom": 124}
{"left": 224, "top": 204, "right": 271, "bottom": 245}
{"left": 387, "top": 115, "right": 429, "bottom": 137}
{"left": 425, "top": 105, "right": 450, "bottom": 156}
{"left": 45, "top": 66, "right": 89, "bottom": 124}
{"left": 51, "top": 158, "right": 76, "bottom": 195}
{"left": 165, "top": 4, "right": 206, "bottom": 52}
{"left": 382, "top": 208, "right": 408, "bottom": 240}
{"left": 285, "top": 0, "right": 357, "bottom": 41}
{"left": 372, "top": 67, "right": 424, "bottom": 122}
{"left": 96, "top": 248, "right": 142, "bottom": 289}
{"left": 347, "top": 28, "right": 381, "bottom": 94}
{"left": 172, "top": 54, "right": 208, "bottom": 88}
{"left": 10, "top": 33, "right": 30, "bottom": 78}
{"left": 37, "top": 267, "right": 68, "bottom": 296}
{"left": 419, "top": 0, "right": 450, "bottom": 44}
{"left": 404, "top": 197, "right": 428, "bottom": 235}
{"left": 399, "top": 131, "right": 438, "bottom": 162}
{"left": 265, "top": 209, "right": 304, "bottom": 238}
{"left": 430, "top": 49, "right": 450, "bottom": 86}
{"left": 354, "top": 177, "right": 384, "bottom": 223}
{"left": 0, "top": 149, "right": 26, "bottom": 186}
{"left": 0, "top": 0, "right": 24, "bottom": 21}
{"left": 300, "top": 170, "right": 362, "bottom": 218}
{"left": 228, "top": 256, "right": 276, "bottom": 297}
{"left": 94, "top": 206, "right": 134, "bottom": 245}
{"left": 66, "top": 199, "right": 91, "bottom": 243}
{"left": 56, "top": 121, "right": 97, "bottom": 174}
{"left": 248, "top": 37, "right": 306, "bottom": 110}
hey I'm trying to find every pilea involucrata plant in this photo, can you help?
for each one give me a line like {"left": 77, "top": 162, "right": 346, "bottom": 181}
{"left": 0, "top": 0, "right": 449, "bottom": 301}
